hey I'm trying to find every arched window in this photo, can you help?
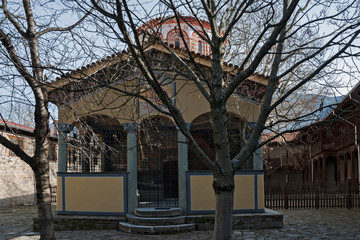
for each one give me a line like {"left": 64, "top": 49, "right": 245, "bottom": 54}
{"left": 188, "top": 112, "right": 252, "bottom": 171}
{"left": 72, "top": 115, "right": 127, "bottom": 173}
{"left": 138, "top": 116, "right": 178, "bottom": 205}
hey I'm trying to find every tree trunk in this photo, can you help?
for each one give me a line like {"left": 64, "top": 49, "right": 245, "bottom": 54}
{"left": 210, "top": 104, "right": 235, "bottom": 240}
{"left": 33, "top": 101, "right": 55, "bottom": 240}
{"left": 213, "top": 174, "right": 234, "bottom": 240}
{"left": 34, "top": 163, "right": 56, "bottom": 240}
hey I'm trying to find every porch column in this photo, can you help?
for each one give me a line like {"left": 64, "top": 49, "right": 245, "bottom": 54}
{"left": 253, "top": 138, "right": 263, "bottom": 170}
{"left": 345, "top": 153, "right": 348, "bottom": 180}
{"left": 322, "top": 157, "right": 326, "bottom": 182}
{"left": 311, "top": 158, "right": 314, "bottom": 182}
{"left": 58, "top": 123, "right": 74, "bottom": 173}
{"left": 351, "top": 151, "right": 355, "bottom": 181}
{"left": 337, "top": 154, "right": 341, "bottom": 182}
{"left": 355, "top": 150, "right": 359, "bottom": 182}
{"left": 178, "top": 123, "right": 189, "bottom": 213}
{"left": 317, "top": 158, "right": 321, "bottom": 182}
{"left": 124, "top": 123, "right": 138, "bottom": 213}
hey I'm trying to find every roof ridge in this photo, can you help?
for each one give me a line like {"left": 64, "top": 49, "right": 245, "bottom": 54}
{"left": 49, "top": 42, "right": 269, "bottom": 87}
{"left": 0, "top": 120, "right": 34, "bottom": 132}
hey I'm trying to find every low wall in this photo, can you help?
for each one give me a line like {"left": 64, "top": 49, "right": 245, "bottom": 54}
{"left": 56, "top": 173, "right": 127, "bottom": 215}
{"left": 34, "top": 209, "right": 283, "bottom": 231}
{"left": 187, "top": 171, "right": 264, "bottom": 214}
{"left": 186, "top": 209, "right": 283, "bottom": 230}
{"left": 0, "top": 156, "right": 57, "bottom": 208}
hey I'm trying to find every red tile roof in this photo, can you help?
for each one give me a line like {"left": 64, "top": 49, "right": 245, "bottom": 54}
{"left": 48, "top": 42, "right": 269, "bottom": 90}
{"left": 0, "top": 120, "right": 34, "bottom": 133}
{"left": 262, "top": 132, "right": 299, "bottom": 143}
{"left": 0, "top": 120, "right": 58, "bottom": 139}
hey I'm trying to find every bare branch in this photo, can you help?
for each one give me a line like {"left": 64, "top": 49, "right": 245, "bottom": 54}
{"left": 36, "top": 6, "right": 94, "bottom": 37}
{"left": 1, "top": 0, "right": 27, "bottom": 37}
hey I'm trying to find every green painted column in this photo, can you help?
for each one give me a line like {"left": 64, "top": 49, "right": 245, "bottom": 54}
{"left": 253, "top": 138, "right": 263, "bottom": 170}
{"left": 58, "top": 131, "right": 67, "bottom": 173}
{"left": 124, "top": 123, "right": 138, "bottom": 213}
{"left": 57, "top": 124, "right": 73, "bottom": 173}
{"left": 178, "top": 124, "right": 189, "bottom": 213}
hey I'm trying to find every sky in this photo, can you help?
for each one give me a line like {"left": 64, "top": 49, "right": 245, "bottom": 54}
{"left": 0, "top": 0, "right": 358, "bottom": 125}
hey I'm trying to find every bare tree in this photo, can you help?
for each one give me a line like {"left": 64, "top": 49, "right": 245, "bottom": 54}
{"left": 0, "top": 1, "right": 92, "bottom": 239}
{"left": 1, "top": 103, "right": 35, "bottom": 127}
{"left": 70, "top": 0, "right": 360, "bottom": 239}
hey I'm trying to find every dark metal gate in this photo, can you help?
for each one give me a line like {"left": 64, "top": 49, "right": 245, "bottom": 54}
{"left": 137, "top": 144, "right": 178, "bottom": 207}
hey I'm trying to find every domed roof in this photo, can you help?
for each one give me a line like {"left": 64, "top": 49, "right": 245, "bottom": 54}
{"left": 140, "top": 16, "right": 212, "bottom": 56}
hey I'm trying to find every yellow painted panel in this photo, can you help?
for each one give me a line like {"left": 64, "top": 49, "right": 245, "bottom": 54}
{"left": 176, "top": 80, "right": 260, "bottom": 123}
{"left": 56, "top": 177, "right": 62, "bottom": 211}
{"left": 257, "top": 175, "right": 265, "bottom": 209}
{"left": 234, "top": 175, "right": 255, "bottom": 209}
{"left": 176, "top": 81, "right": 210, "bottom": 123}
{"left": 65, "top": 177, "right": 124, "bottom": 212}
{"left": 58, "top": 77, "right": 261, "bottom": 127}
{"left": 190, "top": 175, "right": 215, "bottom": 211}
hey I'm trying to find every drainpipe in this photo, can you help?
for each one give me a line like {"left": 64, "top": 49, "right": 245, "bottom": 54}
{"left": 171, "top": 81, "right": 176, "bottom": 106}
{"left": 310, "top": 145, "right": 314, "bottom": 182}
{"left": 332, "top": 111, "right": 360, "bottom": 185}
{"left": 280, "top": 143, "right": 283, "bottom": 167}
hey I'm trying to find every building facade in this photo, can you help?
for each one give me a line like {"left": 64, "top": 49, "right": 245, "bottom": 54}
{"left": 263, "top": 83, "right": 360, "bottom": 184}
{"left": 302, "top": 84, "right": 360, "bottom": 183}
{"left": 262, "top": 132, "right": 308, "bottom": 183}
{"left": 49, "top": 17, "right": 268, "bottom": 215}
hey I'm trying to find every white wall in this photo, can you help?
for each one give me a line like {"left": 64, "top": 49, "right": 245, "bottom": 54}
{"left": 0, "top": 132, "right": 57, "bottom": 207}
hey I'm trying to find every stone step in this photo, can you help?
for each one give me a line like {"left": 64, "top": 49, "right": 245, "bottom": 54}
{"left": 119, "top": 222, "right": 195, "bottom": 234}
{"left": 134, "top": 207, "right": 182, "bottom": 218}
{"left": 127, "top": 214, "right": 186, "bottom": 226}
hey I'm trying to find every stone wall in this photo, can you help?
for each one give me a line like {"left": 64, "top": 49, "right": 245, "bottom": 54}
{"left": 0, "top": 136, "right": 58, "bottom": 208}
{"left": 186, "top": 209, "right": 283, "bottom": 230}
{"left": 33, "top": 209, "right": 283, "bottom": 231}
{"left": 0, "top": 155, "right": 36, "bottom": 207}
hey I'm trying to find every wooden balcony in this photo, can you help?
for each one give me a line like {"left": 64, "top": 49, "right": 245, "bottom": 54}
{"left": 311, "top": 140, "right": 335, "bottom": 157}
{"left": 311, "top": 130, "right": 359, "bottom": 157}
{"left": 334, "top": 132, "right": 356, "bottom": 151}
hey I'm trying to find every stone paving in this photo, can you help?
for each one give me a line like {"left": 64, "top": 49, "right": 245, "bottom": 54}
{"left": 1, "top": 205, "right": 360, "bottom": 239}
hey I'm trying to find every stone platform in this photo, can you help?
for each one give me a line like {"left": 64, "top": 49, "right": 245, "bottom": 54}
{"left": 33, "top": 208, "right": 283, "bottom": 232}
{"left": 187, "top": 209, "right": 283, "bottom": 230}
{"left": 7, "top": 206, "right": 360, "bottom": 239}
{"left": 119, "top": 207, "right": 195, "bottom": 234}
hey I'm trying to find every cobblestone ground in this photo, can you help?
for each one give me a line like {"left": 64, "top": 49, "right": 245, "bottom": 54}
{"left": 1, "top": 205, "right": 360, "bottom": 239}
